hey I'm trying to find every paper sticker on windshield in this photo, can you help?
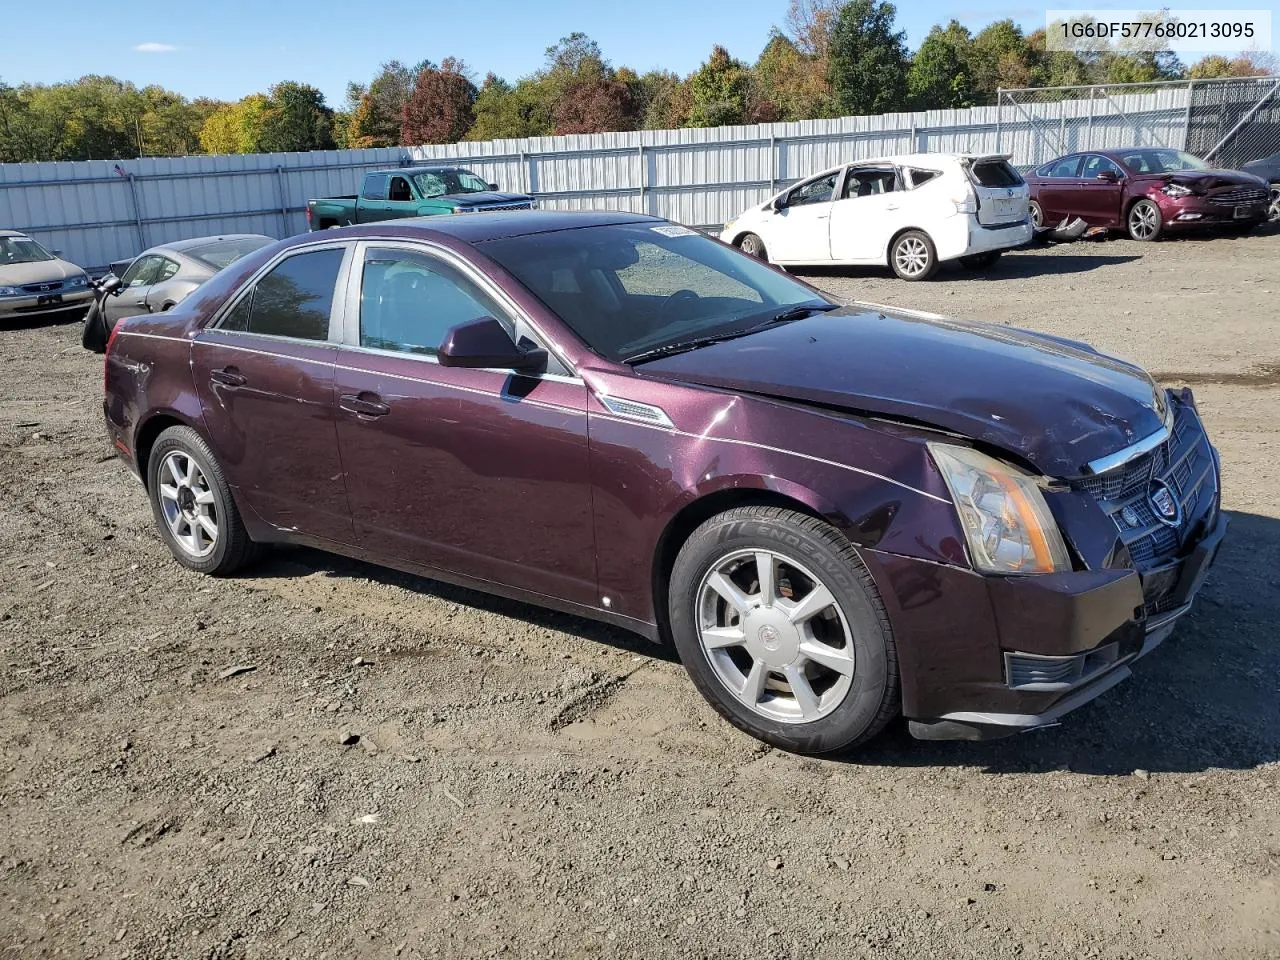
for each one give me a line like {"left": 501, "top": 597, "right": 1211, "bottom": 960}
{"left": 650, "top": 224, "right": 697, "bottom": 238}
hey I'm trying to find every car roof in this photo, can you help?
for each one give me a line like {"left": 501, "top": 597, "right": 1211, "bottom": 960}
{"left": 320, "top": 210, "right": 663, "bottom": 244}
{"left": 0, "top": 229, "right": 32, "bottom": 239}
{"left": 161, "top": 233, "right": 272, "bottom": 254}
{"left": 392, "top": 167, "right": 480, "bottom": 177}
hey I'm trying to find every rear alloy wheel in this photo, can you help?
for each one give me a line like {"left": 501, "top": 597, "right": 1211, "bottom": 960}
{"left": 1029, "top": 199, "right": 1044, "bottom": 229}
{"left": 1127, "top": 199, "right": 1163, "bottom": 241}
{"left": 959, "top": 250, "right": 1002, "bottom": 271}
{"left": 889, "top": 230, "right": 938, "bottom": 281}
{"left": 147, "top": 426, "right": 259, "bottom": 576}
{"left": 1268, "top": 184, "right": 1280, "bottom": 222}
{"left": 668, "top": 506, "right": 899, "bottom": 754}
{"left": 739, "top": 233, "right": 767, "bottom": 260}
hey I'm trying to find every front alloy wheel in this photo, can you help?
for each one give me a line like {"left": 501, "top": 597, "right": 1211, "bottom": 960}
{"left": 739, "top": 233, "right": 767, "bottom": 260}
{"left": 1268, "top": 184, "right": 1280, "bottom": 222}
{"left": 1128, "top": 199, "right": 1162, "bottom": 241}
{"left": 668, "top": 505, "right": 900, "bottom": 754}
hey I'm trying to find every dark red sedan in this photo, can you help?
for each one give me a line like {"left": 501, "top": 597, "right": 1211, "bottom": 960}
{"left": 1025, "top": 148, "right": 1269, "bottom": 240}
{"left": 102, "top": 212, "right": 1226, "bottom": 754}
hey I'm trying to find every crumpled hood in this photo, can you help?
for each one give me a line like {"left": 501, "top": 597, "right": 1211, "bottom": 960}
{"left": 1139, "top": 168, "right": 1268, "bottom": 192}
{"left": 637, "top": 304, "right": 1169, "bottom": 477}
{"left": 446, "top": 191, "right": 533, "bottom": 208}
{"left": 0, "top": 258, "right": 82, "bottom": 286}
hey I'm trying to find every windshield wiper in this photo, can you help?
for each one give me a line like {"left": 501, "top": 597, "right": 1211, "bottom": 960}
{"left": 622, "top": 302, "right": 838, "bottom": 365}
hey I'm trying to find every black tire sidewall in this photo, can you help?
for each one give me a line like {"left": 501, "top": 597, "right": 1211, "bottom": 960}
{"left": 146, "top": 427, "right": 240, "bottom": 575}
{"left": 890, "top": 230, "right": 938, "bottom": 281}
{"left": 1029, "top": 200, "right": 1043, "bottom": 228}
{"left": 741, "top": 233, "right": 766, "bottom": 259}
{"left": 668, "top": 510, "right": 895, "bottom": 754}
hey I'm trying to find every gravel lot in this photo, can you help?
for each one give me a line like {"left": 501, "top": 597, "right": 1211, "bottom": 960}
{"left": 2, "top": 228, "right": 1278, "bottom": 960}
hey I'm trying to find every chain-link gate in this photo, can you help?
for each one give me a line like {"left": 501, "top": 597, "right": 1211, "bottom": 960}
{"left": 997, "top": 77, "right": 1280, "bottom": 178}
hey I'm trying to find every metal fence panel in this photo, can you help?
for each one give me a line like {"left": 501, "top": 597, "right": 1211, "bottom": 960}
{"left": 2, "top": 76, "right": 1276, "bottom": 272}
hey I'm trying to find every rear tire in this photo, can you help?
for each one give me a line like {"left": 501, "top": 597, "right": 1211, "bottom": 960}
{"left": 667, "top": 505, "right": 900, "bottom": 755}
{"left": 146, "top": 426, "right": 260, "bottom": 576}
{"left": 1268, "top": 184, "right": 1280, "bottom": 222}
{"left": 959, "top": 250, "right": 1001, "bottom": 270}
{"left": 889, "top": 230, "right": 938, "bottom": 281}
{"left": 1127, "top": 199, "right": 1163, "bottom": 241}
{"left": 738, "top": 233, "right": 768, "bottom": 260}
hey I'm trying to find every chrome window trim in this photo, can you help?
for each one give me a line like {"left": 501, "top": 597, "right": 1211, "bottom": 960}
{"left": 334, "top": 339, "right": 585, "bottom": 386}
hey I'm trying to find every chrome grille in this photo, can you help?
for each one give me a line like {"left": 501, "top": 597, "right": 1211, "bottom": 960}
{"left": 21, "top": 280, "right": 63, "bottom": 294}
{"left": 1207, "top": 187, "right": 1266, "bottom": 206}
{"left": 472, "top": 202, "right": 534, "bottom": 212}
{"left": 1070, "top": 404, "right": 1215, "bottom": 568}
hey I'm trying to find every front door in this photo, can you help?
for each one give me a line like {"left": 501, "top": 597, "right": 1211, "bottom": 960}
{"left": 191, "top": 243, "right": 354, "bottom": 543}
{"left": 1077, "top": 155, "right": 1126, "bottom": 226}
{"left": 766, "top": 171, "right": 839, "bottom": 263}
{"left": 829, "top": 167, "right": 902, "bottom": 261}
{"left": 106, "top": 254, "right": 165, "bottom": 327}
{"left": 331, "top": 242, "right": 598, "bottom": 606}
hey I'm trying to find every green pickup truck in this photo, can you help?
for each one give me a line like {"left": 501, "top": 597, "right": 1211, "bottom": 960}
{"left": 306, "top": 166, "right": 536, "bottom": 230}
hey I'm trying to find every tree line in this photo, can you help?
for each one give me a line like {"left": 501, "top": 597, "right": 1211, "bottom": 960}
{"left": 1, "top": 0, "right": 1274, "bottom": 163}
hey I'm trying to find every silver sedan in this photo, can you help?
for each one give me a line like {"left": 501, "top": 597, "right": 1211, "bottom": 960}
{"left": 0, "top": 231, "right": 94, "bottom": 322}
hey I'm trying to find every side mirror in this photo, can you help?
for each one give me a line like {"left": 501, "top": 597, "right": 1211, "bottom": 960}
{"left": 51, "top": 249, "right": 64, "bottom": 257}
{"left": 770, "top": 196, "right": 785, "bottom": 211}
{"left": 1096, "top": 170, "right": 1118, "bottom": 183}
{"left": 486, "top": 181, "right": 499, "bottom": 191}
{"left": 99, "top": 275, "right": 123, "bottom": 296}
{"left": 438, "top": 316, "right": 547, "bottom": 373}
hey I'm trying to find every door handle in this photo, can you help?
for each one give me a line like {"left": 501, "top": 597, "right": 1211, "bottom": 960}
{"left": 340, "top": 393, "right": 391, "bottom": 418}
{"left": 134, "top": 299, "right": 152, "bottom": 312}
{"left": 210, "top": 367, "right": 247, "bottom": 387}
{"left": 885, "top": 204, "right": 900, "bottom": 210}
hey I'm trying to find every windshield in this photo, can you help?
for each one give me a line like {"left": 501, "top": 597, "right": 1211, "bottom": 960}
{"left": 0, "top": 236, "right": 55, "bottom": 265}
{"left": 480, "top": 223, "right": 832, "bottom": 362}
{"left": 1117, "top": 150, "right": 1210, "bottom": 174}
{"left": 412, "top": 169, "right": 491, "bottom": 198}
{"left": 189, "top": 237, "right": 273, "bottom": 271}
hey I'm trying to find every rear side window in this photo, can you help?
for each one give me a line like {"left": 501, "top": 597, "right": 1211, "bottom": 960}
{"left": 905, "top": 168, "right": 941, "bottom": 188}
{"left": 155, "top": 258, "right": 181, "bottom": 283}
{"left": 969, "top": 159, "right": 1024, "bottom": 187}
{"left": 220, "top": 248, "right": 343, "bottom": 341}
{"left": 361, "top": 174, "right": 389, "bottom": 201}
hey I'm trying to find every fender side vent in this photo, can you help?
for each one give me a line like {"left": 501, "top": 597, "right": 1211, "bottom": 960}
{"left": 599, "top": 397, "right": 674, "bottom": 427}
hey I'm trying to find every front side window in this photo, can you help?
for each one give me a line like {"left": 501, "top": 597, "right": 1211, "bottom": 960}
{"left": 220, "top": 248, "right": 344, "bottom": 341}
{"left": 0, "top": 236, "right": 54, "bottom": 265}
{"left": 121, "top": 256, "right": 163, "bottom": 288}
{"left": 787, "top": 173, "right": 838, "bottom": 207}
{"left": 1082, "top": 155, "right": 1124, "bottom": 179}
{"left": 359, "top": 249, "right": 510, "bottom": 356}
{"left": 479, "top": 223, "right": 830, "bottom": 363}
{"left": 388, "top": 177, "right": 413, "bottom": 203}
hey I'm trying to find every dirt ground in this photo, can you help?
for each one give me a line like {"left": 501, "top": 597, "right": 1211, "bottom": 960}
{"left": 2, "top": 228, "right": 1278, "bottom": 960}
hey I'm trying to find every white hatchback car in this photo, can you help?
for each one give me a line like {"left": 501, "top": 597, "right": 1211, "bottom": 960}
{"left": 720, "top": 153, "right": 1033, "bottom": 280}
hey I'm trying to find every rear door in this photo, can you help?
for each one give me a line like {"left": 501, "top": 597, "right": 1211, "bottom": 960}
{"left": 191, "top": 242, "right": 355, "bottom": 544}
{"left": 1034, "top": 155, "right": 1085, "bottom": 221}
{"left": 355, "top": 173, "right": 393, "bottom": 224}
{"left": 766, "top": 171, "right": 839, "bottom": 263}
{"left": 331, "top": 241, "right": 597, "bottom": 605}
{"left": 1077, "top": 154, "right": 1126, "bottom": 226}
{"left": 964, "top": 156, "right": 1030, "bottom": 227}
{"left": 829, "top": 166, "right": 905, "bottom": 261}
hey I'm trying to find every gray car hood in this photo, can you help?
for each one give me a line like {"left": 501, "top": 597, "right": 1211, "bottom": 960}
{"left": 0, "top": 258, "right": 82, "bottom": 286}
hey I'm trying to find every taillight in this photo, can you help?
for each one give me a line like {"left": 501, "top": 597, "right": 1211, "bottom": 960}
{"left": 305, "top": 206, "right": 312, "bottom": 228}
{"left": 104, "top": 321, "right": 121, "bottom": 392}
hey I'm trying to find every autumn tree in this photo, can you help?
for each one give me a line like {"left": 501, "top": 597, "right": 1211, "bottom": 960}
{"left": 828, "top": 0, "right": 909, "bottom": 115}
{"left": 199, "top": 94, "right": 268, "bottom": 154}
{"left": 542, "top": 33, "right": 639, "bottom": 135}
{"left": 689, "top": 46, "right": 752, "bottom": 127}
{"left": 401, "top": 59, "right": 477, "bottom": 145}
{"left": 752, "top": 31, "right": 833, "bottom": 121}
{"left": 1188, "top": 52, "right": 1277, "bottom": 78}
{"left": 636, "top": 71, "right": 691, "bottom": 129}
{"left": 466, "top": 74, "right": 554, "bottom": 140}
{"left": 967, "top": 20, "right": 1035, "bottom": 100}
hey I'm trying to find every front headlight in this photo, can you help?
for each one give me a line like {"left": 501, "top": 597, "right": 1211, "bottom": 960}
{"left": 0, "top": 286, "right": 20, "bottom": 297}
{"left": 66, "top": 275, "right": 88, "bottom": 288}
{"left": 1162, "top": 183, "right": 1193, "bottom": 198}
{"left": 928, "top": 442, "right": 1071, "bottom": 574}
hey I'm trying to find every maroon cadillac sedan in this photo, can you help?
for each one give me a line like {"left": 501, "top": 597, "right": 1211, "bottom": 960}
{"left": 1025, "top": 148, "right": 1269, "bottom": 240}
{"left": 102, "top": 212, "right": 1226, "bottom": 753}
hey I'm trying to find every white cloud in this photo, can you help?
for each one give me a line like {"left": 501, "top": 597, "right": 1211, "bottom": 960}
{"left": 134, "top": 42, "right": 177, "bottom": 53}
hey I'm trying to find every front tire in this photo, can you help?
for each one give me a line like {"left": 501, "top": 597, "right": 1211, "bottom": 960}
{"left": 739, "top": 233, "right": 768, "bottom": 260}
{"left": 1127, "top": 199, "right": 1163, "bottom": 241}
{"left": 1029, "top": 199, "right": 1044, "bottom": 229}
{"left": 1268, "top": 184, "right": 1280, "bottom": 222}
{"left": 667, "top": 506, "right": 900, "bottom": 754}
{"left": 889, "top": 230, "right": 938, "bottom": 281}
{"left": 146, "top": 426, "right": 259, "bottom": 576}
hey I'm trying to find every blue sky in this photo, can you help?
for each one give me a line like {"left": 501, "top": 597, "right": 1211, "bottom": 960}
{"left": 4, "top": 0, "right": 1277, "bottom": 105}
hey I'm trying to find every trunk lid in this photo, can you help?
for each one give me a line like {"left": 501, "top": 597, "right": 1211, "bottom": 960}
{"left": 963, "top": 155, "right": 1030, "bottom": 226}
{"left": 636, "top": 304, "right": 1168, "bottom": 478}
